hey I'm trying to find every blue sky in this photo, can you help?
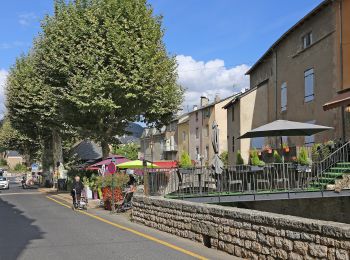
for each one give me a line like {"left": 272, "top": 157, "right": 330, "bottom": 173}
{"left": 0, "top": 0, "right": 323, "bottom": 112}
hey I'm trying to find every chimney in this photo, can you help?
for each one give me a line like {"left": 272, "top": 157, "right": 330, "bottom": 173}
{"left": 193, "top": 105, "right": 198, "bottom": 111}
{"left": 200, "top": 96, "right": 209, "bottom": 107}
{"left": 214, "top": 94, "right": 220, "bottom": 103}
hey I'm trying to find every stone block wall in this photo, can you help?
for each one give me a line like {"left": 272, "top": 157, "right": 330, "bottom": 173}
{"left": 132, "top": 195, "right": 350, "bottom": 260}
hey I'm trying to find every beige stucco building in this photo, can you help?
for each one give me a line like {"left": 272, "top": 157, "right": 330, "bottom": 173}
{"left": 226, "top": 0, "right": 350, "bottom": 164}
{"left": 186, "top": 95, "right": 232, "bottom": 165}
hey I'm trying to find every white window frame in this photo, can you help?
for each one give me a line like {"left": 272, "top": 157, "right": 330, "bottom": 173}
{"left": 303, "top": 32, "right": 313, "bottom": 49}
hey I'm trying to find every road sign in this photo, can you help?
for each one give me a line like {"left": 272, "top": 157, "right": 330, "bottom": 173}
{"left": 107, "top": 162, "right": 116, "bottom": 174}
{"left": 31, "top": 163, "right": 39, "bottom": 173}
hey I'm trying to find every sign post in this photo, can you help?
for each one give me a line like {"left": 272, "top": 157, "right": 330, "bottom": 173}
{"left": 107, "top": 160, "right": 116, "bottom": 213}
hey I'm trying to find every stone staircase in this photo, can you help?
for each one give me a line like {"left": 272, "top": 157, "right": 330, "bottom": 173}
{"left": 310, "top": 162, "right": 350, "bottom": 189}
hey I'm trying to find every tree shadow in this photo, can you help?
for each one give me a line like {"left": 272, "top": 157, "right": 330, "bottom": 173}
{"left": 0, "top": 197, "right": 44, "bottom": 259}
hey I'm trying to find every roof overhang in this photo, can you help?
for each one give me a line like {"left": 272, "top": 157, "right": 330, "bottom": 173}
{"left": 323, "top": 89, "right": 350, "bottom": 111}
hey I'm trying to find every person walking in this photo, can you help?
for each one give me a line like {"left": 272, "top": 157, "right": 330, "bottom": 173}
{"left": 71, "top": 175, "right": 84, "bottom": 208}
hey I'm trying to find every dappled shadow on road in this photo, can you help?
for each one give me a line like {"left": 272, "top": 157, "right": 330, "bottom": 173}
{"left": 0, "top": 197, "right": 44, "bottom": 260}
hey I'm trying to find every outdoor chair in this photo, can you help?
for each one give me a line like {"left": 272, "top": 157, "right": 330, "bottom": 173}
{"left": 176, "top": 170, "right": 193, "bottom": 193}
{"left": 228, "top": 169, "right": 243, "bottom": 192}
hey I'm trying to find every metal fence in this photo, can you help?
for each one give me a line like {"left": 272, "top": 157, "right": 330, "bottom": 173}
{"left": 146, "top": 142, "right": 350, "bottom": 198}
{"left": 147, "top": 163, "right": 319, "bottom": 197}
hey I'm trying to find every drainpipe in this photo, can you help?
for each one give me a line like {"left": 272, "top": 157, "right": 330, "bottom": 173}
{"left": 273, "top": 48, "right": 279, "bottom": 147}
{"left": 339, "top": 0, "right": 346, "bottom": 141}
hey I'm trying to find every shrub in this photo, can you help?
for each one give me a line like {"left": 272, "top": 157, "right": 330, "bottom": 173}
{"left": 250, "top": 149, "right": 265, "bottom": 167}
{"left": 236, "top": 151, "right": 244, "bottom": 165}
{"left": 0, "top": 158, "right": 7, "bottom": 166}
{"left": 13, "top": 163, "right": 27, "bottom": 172}
{"left": 96, "top": 173, "right": 129, "bottom": 189}
{"left": 220, "top": 151, "right": 228, "bottom": 166}
{"left": 273, "top": 150, "right": 282, "bottom": 163}
{"left": 179, "top": 152, "right": 192, "bottom": 168}
{"left": 298, "top": 147, "right": 311, "bottom": 165}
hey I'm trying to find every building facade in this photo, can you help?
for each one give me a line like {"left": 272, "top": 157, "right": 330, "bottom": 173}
{"left": 187, "top": 95, "right": 232, "bottom": 166}
{"left": 227, "top": 0, "right": 350, "bottom": 164}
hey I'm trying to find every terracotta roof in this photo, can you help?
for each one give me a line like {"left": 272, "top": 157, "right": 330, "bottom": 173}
{"left": 323, "top": 89, "right": 350, "bottom": 111}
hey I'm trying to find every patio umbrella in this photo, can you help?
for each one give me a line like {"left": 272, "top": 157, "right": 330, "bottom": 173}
{"left": 211, "top": 121, "right": 224, "bottom": 175}
{"left": 86, "top": 156, "right": 129, "bottom": 170}
{"left": 238, "top": 120, "right": 333, "bottom": 139}
{"left": 116, "top": 160, "right": 159, "bottom": 169}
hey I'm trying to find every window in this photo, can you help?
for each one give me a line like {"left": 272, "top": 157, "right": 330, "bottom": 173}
{"left": 196, "top": 127, "right": 199, "bottom": 139}
{"left": 182, "top": 131, "right": 186, "bottom": 141}
{"left": 281, "top": 82, "right": 287, "bottom": 111}
{"left": 205, "top": 145, "right": 209, "bottom": 159}
{"left": 196, "top": 147, "right": 200, "bottom": 159}
{"left": 303, "top": 32, "right": 313, "bottom": 49}
{"left": 231, "top": 107, "right": 234, "bottom": 121}
{"left": 304, "top": 68, "right": 314, "bottom": 102}
{"left": 195, "top": 112, "right": 198, "bottom": 121}
{"left": 232, "top": 137, "right": 235, "bottom": 152}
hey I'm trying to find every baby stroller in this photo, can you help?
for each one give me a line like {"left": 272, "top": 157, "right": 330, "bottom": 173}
{"left": 116, "top": 187, "right": 134, "bottom": 213}
{"left": 72, "top": 188, "right": 88, "bottom": 210}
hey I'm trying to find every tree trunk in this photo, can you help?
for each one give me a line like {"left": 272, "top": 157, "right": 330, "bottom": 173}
{"left": 101, "top": 140, "right": 110, "bottom": 159}
{"left": 42, "top": 137, "right": 53, "bottom": 186}
{"left": 52, "top": 129, "right": 63, "bottom": 169}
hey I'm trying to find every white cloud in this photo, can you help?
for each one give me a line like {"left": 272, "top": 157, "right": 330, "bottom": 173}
{"left": 0, "top": 69, "right": 8, "bottom": 119}
{"left": 18, "top": 12, "right": 37, "bottom": 26}
{"left": 176, "top": 55, "right": 250, "bottom": 111}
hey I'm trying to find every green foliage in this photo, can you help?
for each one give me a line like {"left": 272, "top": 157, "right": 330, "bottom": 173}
{"left": 96, "top": 173, "right": 129, "bottom": 189}
{"left": 273, "top": 150, "right": 282, "bottom": 163}
{"left": 311, "top": 143, "right": 331, "bottom": 162}
{"left": 13, "top": 163, "right": 27, "bottom": 172}
{"left": 113, "top": 143, "right": 140, "bottom": 160}
{"left": 220, "top": 151, "right": 228, "bottom": 166}
{"left": 250, "top": 149, "right": 265, "bottom": 167}
{"left": 34, "top": 0, "right": 183, "bottom": 156}
{"left": 179, "top": 152, "right": 192, "bottom": 168}
{"left": 0, "top": 158, "right": 7, "bottom": 166}
{"left": 0, "top": 119, "right": 40, "bottom": 161}
{"left": 297, "top": 147, "right": 311, "bottom": 165}
{"left": 236, "top": 150, "right": 244, "bottom": 165}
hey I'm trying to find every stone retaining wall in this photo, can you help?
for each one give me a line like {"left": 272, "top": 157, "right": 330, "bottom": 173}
{"left": 132, "top": 195, "right": 350, "bottom": 260}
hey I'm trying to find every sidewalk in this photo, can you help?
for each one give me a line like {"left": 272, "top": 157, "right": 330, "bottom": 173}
{"left": 46, "top": 192, "right": 239, "bottom": 260}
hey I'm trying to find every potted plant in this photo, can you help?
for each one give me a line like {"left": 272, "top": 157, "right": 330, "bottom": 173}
{"left": 236, "top": 150, "right": 244, "bottom": 165}
{"left": 178, "top": 152, "right": 193, "bottom": 174}
{"left": 263, "top": 145, "right": 273, "bottom": 154}
{"left": 283, "top": 143, "right": 290, "bottom": 153}
{"left": 250, "top": 149, "right": 265, "bottom": 170}
{"left": 297, "top": 147, "right": 312, "bottom": 172}
{"left": 273, "top": 150, "right": 283, "bottom": 163}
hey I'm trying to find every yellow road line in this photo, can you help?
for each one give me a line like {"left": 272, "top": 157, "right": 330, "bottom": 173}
{"left": 46, "top": 196, "right": 208, "bottom": 260}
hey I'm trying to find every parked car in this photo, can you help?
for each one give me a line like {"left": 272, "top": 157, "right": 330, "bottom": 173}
{"left": 0, "top": 176, "right": 9, "bottom": 189}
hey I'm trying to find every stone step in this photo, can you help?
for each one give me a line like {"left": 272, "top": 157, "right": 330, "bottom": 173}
{"left": 323, "top": 172, "right": 343, "bottom": 178}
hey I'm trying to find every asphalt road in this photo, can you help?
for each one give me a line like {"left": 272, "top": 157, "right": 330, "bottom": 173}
{"left": 0, "top": 182, "right": 237, "bottom": 260}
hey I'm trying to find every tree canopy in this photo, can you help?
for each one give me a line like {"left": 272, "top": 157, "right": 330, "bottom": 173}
{"left": 34, "top": 0, "right": 183, "bottom": 158}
